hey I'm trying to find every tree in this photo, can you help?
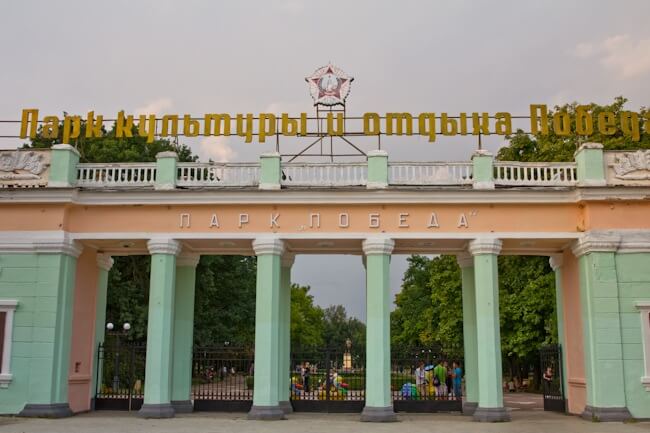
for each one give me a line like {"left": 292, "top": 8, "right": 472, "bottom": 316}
{"left": 290, "top": 284, "right": 325, "bottom": 351}
{"left": 322, "top": 305, "right": 366, "bottom": 352}
{"left": 497, "top": 97, "right": 649, "bottom": 162}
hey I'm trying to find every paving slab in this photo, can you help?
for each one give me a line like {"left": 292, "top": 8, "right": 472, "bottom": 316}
{"left": 0, "top": 410, "right": 648, "bottom": 433}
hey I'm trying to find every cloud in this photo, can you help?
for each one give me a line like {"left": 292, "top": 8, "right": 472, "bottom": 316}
{"left": 134, "top": 97, "right": 173, "bottom": 115}
{"left": 197, "top": 136, "right": 237, "bottom": 162}
{"left": 276, "top": 0, "right": 305, "bottom": 15}
{"left": 573, "top": 34, "right": 650, "bottom": 79}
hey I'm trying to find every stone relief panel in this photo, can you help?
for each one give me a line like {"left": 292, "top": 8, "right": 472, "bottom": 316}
{"left": 605, "top": 150, "right": 650, "bottom": 186}
{"left": 0, "top": 150, "right": 50, "bottom": 187}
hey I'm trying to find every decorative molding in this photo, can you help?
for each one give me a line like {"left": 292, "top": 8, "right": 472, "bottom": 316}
{"left": 636, "top": 301, "right": 650, "bottom": 391}
{"left": 367, "top": 150, "right": 388, "bottom": 157}
{"left": 155, "top": 151, "right": 178, "bottom": 160}
{"left": 52, "top": 143, "right": 80, "bottom": 156}
{"left": 468, "top": 238, "right": 502, "bottom": 255}
{"left": 147, "top": 238, "right": 182, "bottom": 256}
{"left": 471, "top": 149, "right": 493, "bottom": 158}
{"left": 610, "top": 150, "right": 650, "bottom": 180}
{"left": 576, "top": 142, "right": 603, "bottom": 152}
{"left": 362, "top": 237, "right": 395, "bottom": 255}
{"left": 455, "top": 252, "right": 473, "bottom": 268}
{"left": 281, "top": 252, "right": 295, "bottom": 268}
{"left": 549, "top": 254, "right": 563, "bottom": 271}
{"left": 0, "top": 150, "right": 50, "bottom": 184}
{"left": 96, "top": 254, "right": 114, "bottom": 271}
{"left": 571, "top": 231, "right": 621, "bottom": 257}
{"left": 252, "top": 237, "right": 285, "bottom": 256}
{"left": 0, "top": 300, "right": 17, "bottom": 388}
{"left": 0, "top": 232, "right": 84, "bottom": 258}
{"left": 260, "top": 152, "right": 281, "bottom": 159}
{"left": 176, "top": 253, "right": 200, "bottom": 268}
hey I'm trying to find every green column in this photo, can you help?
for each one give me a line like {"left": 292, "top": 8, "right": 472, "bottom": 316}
{"left": 259, "top": 152, "right": 281, "bottom": 190}
{"left": 549, "top": 254, "right": 569, "bottom": 405}
{"left": 574, "top": 143, "right": 606, "bottom": 187}
{"left": 367, "top": 150, "right": 388, "bottom": 189}
{"left": 572, "top": 233, "right": 631, "bottom": 421}
{"left": 19, "top": 238, "right": 82, "bottom": 418}
{"left": 278, "top": 253, "right": 294, "bottom": 414}
{"left": 48, "top": 144, "right": 80, "bottom": 188}
{"left": 170, "top": 253, "right": 199, "bottom": 413}
{"left": 471, "top": 150, "right": 494, "bottom": 190}
{"left": 155, "top": 151, "right": 178, "bottom": 191}
{"left": 248, "top": 237, "right": 285, "bottom": 420}
{"left": 90, "top": 254, "right": 113, "bottom": 410}
{"left": 468, "top": 238, "right": 509, "bottom": 422}
{"left": 457, "top": 253, "right": 478, "bottom": 415}
{"left": 361, "top": 237, "right": 396, "bottom": 422}
{"left": 139, "top": 238, "right": 181, "bottom": 418}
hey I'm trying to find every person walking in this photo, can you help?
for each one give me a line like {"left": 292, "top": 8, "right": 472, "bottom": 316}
{"left": 415, "top": 361, "right": 427, "bottom": 398}
{"left": 433, "top": 360, "right": 447, "bottom": 397}
{"left": 452, "top": 361, "right": 462, "bottom": 398}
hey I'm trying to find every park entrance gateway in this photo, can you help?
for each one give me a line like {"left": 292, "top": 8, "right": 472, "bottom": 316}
{"left": 0, "top": 66, "right": 649, "bottom": 422}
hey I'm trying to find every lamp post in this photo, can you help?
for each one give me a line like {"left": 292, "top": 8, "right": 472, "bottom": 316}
{"left": 106, "top": 322, "right": 131, "bottom": 393}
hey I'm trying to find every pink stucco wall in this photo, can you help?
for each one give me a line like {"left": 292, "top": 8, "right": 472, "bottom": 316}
{"left": 68, "top": 249, "right": 99, "bottom": 413}
{"left": 561, "top": 249, "right": 586, "bottom": 415}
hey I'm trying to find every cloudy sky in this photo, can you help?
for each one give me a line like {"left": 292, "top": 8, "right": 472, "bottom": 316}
{"left": 1, "top": 1, "right": 649, "bottom": 320}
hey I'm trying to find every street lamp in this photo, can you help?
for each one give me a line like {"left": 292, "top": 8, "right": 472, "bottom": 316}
{"left": 106, "top": 322, "right": 131, "bottom": 392}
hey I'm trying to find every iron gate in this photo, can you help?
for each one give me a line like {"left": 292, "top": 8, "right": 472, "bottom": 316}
{"left": 540, "top": 344, "right": 566, "bottom": 412}
{"left": 391, "top": 348, "right": 463, "bottom": 412}
{"left": 191, "top": 347, "right": 254, "bottom": 411}
{"left": 94, "top": 341, "right": 146, "bottom": 411}
{"left": 290, "top": 349, "right": 365, "bottom": 412}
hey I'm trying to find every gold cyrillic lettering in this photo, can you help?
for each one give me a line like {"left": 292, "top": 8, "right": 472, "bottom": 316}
{"left": 597, "top": 111, "right": 617, "bottom": 135}
{"left": 552, "top": 112, "right": 571, "bottom": 136}
{"left": 204, "top": 114, "right": 231, "bottom": 136}
{"left": 363, "top": 113, "right": 381, "bottom": 135}
{"left": 259, "top": 113, "right": 276, "bottom": 143}
{"left": 62, "top": 115, "right": 81, "bottom": 144}
{"left": 19, "top": 109, "right": 39, "bottom": 139}
{"left": 86, "top": 111, "right": 103, "bottom": 138}
{"left": 236, "top": 114, "right": 254, "bottom": 143}
{"left": 138, "top": 114, "right": 156, "bottom": 143}
{"left": 386, "top": 113, "right": 413, "bottom": 135}
{"left": 440, "top": 113, "right": 457, "bottom": 136}
{"left": 281, "top": 114, "right": 298, "bottom": 136}
{"left": 620, "top": 111, "right": 640, "bottom": 141}
{"left": 418, "top": 113, "right": 437, "bottom": 142}
{"left": 42, "top": 115, "right": 60, "bottom": 139}
{"left": 183, "top": 114, "right": 200, "bottom": 137}
{"left": 530, "top": 104, "right": 549, "bottom": 135}
{"left": 327, "top": 113, "right": 344, "bottom": 136}
{"left": 161, "top": 115, "right": 179, "bottom": 137}
{"left": 494, "top": 112, "right": 512, "bottom": 135}
{"left": 471, "top": 113, "right": 490, "bottom": 135}
{"left": 116, "top": 111, "right": 134, "bottom": 138}
{"left": 575, "top": 106, "right": 593, "bottom": 136}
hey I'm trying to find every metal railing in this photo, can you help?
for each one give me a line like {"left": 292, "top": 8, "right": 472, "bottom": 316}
{"left": 494, "top": 162, "right": 577, "bottom": 186}
{"left": 77, "top": 163, "right": 156, "bottom": 187}
{"left": 389, "top": 162, "right": 473, "bottom": 186}
{"left": 177, "top": 163, "right": 260, "bottom": 187}
{"left": 281, "top": 163, "right": 367, "bottom": 187}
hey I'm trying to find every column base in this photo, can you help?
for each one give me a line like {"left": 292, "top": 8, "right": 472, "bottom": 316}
{"left": 138, "top": 403, "right": 175, "bottom": 418}
{"left": 278, "top": 400, "right": 293, "bottom": 414}
{"left": 19, "top": 403, "right": 73, "bottom": 418}
{"left": 171, "top": 400, "right": 194, "bottom": 413}
{"left": 360, "top": 406, "right": 397, "bottom": 422}
{"left": 473, "top": 406, "right": 510, "bottom": 422}
{"left": 581, "top": 405, "right": 632, "bottom": 422}
{"left": 247, "top": 405, "right": 285, "bottom": 420}
{"left": 462, "top": 401, "right": 478, "bottom": 415}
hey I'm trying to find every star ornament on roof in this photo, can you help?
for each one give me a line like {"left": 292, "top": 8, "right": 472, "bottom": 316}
{"left": 305, "top": 64, "right": 354, "bottom": 106}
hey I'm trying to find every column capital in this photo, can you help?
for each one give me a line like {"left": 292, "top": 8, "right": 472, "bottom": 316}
{"left": 96, "top": 253, "right": 114, "bottom": 271}
{"left": 549, "top": 254, "right": 563, "bottom": 271}
{"left": 362, "top": 237, "right": 394, "bottom": 255}
{"left": 455, "top": 252, "right": 473, "bottom": 268}
{"left": 468, "top": 238, "right": 502, "bottom": 256}
{"left": 176, "top": 253, "right": 200, "bottom": 268}
{"left": 571, "top": 231, "right": 620, "bottom": 257}
{"left": 147, "top": 238, "right": 182, "bottom": 256}
{"left": 252, "top": 237, "right": 285, "bottom": 256}
{"left": 281, "top": 252, "right": 295, "bottom": 267}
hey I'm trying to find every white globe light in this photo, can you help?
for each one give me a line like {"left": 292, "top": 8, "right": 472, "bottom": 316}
{"left": 106, "top": 322, "right": 114, "bottom": 331}
{"left": 123, "top": 323, "right": 131, "bottom": 331}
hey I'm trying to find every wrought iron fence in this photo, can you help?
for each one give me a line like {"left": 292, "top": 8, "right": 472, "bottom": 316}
{"left": 191, "top": 347, "right": 255, "bottom": 411}
{"left": 290, "top": 349, "right": 365, "bottom": 412}
{"left": 540, "top": 344, "right": 566, "bottom": 412}
{"left": 94, "top": 341, "right": 146, "bottom": 411}
{"left": 391, "top": 348, "right": 463, "bottom": 412}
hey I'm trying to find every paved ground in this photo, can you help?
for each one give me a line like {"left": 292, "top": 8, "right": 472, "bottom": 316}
{"left": 0, "top": 410, "right": 648, "bottom": 433}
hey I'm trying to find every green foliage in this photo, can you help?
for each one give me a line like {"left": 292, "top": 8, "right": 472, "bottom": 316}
{"left": 497, "top": 97, "right": 649, "bottom": 162}
{"left": 322, "top": 305, "right": 366, "bottom": 352}
{"left": 290, "top": 284, "right": 325, "bottom": 351}
{"left": 193, "top": 255, "right": 258, "bottom": 347}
